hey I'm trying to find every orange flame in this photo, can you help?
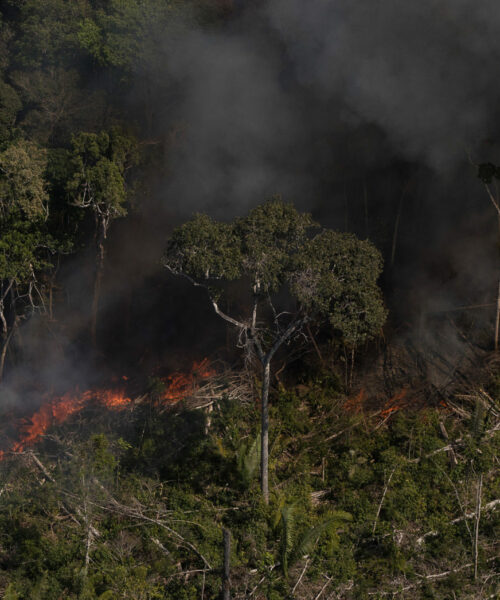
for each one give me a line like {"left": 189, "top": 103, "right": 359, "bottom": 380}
{"left": 380, "top": 389, "right": 408, "bottom": 418}
{"left": 160, "top": 359, "right": 215, "bottom": 402}
{"left": 344, "top": 389, "right": 366, "bottom": 413}
{"left": 1, "top": 359, "right": 215, "bottom": 460}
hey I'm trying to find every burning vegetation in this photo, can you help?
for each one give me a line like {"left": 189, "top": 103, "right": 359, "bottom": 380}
{"left": 0, "top": 360, "right": 215, "bottom": 460}
{"left": 0, "top": 1, "right": 500, "bottom": 598}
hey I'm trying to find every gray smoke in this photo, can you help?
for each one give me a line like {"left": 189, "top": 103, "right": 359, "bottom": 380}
{"left": 159, "top": 0, "right": 500, "bottom": 216}
{"left": 141, "top": 0, "right": 499, "bottom": 360}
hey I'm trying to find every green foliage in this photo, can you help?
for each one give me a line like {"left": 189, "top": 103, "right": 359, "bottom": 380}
{"left": 67, "top": 129, "right": 136, "bottom": 222}
{"left": 10, "top": 0, "right": 89, "bottom": 71}
{"left": 166, "top": 213, "right": 242, "bottom": 280}
{"left": 237, "top": 432, "right": 261, "bottom": 486}
{"left": 0, "top": 79, "right": 21, "bottom": 146}
{"left": 3, "top": 584, "right": 19, "bottom": 600}
{"left": 0, "top": 139, "right": 54, "bottom": 307}
{"left": 235, "top": 199, "right": 317, "bottom": 293}
{"left": 0, "top": 382, "right": 498, "bottom": 599}
{"left": 0, "top": 223, "right": 50, "bottom": 282}
{"left": 0, "top": 140, "right": 48, "bottom": 220}
{"left": 290, "top": 230, "right": 387, "bottom": 345}
{"left": 164, "top": 199, "right": 386, "bottom": 350}
{"left": 279, "top": 503, "right": 295, "bottom": 576}
{"left": 288, "top": 510, "right": 352, "bottom": 571}
{"left": 77, "top": 0, "right": 178, "bottom": 74}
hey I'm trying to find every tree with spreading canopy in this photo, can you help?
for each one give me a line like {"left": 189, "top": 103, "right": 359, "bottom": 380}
{"left": 0, "top": 139, "right": 54, "bottom": 380}
{"left": 163, "top": 200, "right": 386, "bottom": 503}
{"left": 66, "top": 129, "right": 137, "bottom": 346}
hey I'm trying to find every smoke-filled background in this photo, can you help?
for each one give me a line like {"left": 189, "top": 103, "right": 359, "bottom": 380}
{"left": 119, "top": 0, "right": 499, "bottom": 347}
{"left": 2, "top": 0, "right": 500, "bottom": 402}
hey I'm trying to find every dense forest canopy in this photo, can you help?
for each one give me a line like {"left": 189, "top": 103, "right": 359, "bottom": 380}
{"left": 0, "top": 1, "right": 499, "bottom": 598}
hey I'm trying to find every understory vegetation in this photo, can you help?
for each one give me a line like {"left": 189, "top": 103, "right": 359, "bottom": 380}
{"left": 0, "top": 366, "right": 498, "bottom": 599}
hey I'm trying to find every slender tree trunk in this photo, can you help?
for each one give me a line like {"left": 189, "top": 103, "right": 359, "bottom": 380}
{"left": 343, "top": 183, "right": 349, "bottom": 231}
{"left": 260, "top": 359, "right": 271, "bottom": 504}
{"left": 91, "top": 219, "right": 107, "bottom": 347}
{"left": 474, "top": 473, "right": 483, "bottom": 580}
{"left": 0, "top": 292, "right": 15, "bottom": 383}
{"left": 484, "top": 186, "right": 500, "bottom": 350}
{"left": 0, "top": 330, "right": 13, "bottom": 382}
{"left": 222, "top": 528, "right": 231, "bottom": 600}
{"left": 349, "top": 348, "right": 355, "bottom": 392}
{"left": 495, "top": 279, "right": 500, "bottom": 352}
{"left": 307, "top": 322, "right": 325, "bottom": 366}
{"left": 391, "top": 179, "right": 412, "bottom": 269}
{"left": 363, "top": 180, "right": 369, "bottom": 238}
{"left": 390, "top": 194, "right": 403, "bottom": 268}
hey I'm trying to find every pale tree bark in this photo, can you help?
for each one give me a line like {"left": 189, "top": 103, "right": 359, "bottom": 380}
{"left": 0, "top": 279, "right": 15, "bottom": 382}
{"left": 260, "top": 360, "right": 271, "bottom": 503}
{"left": 163, "top": 265, "right": 309, "bottom": 504}
{"left": 222, "top": 528, "right": 231, "bottom": 600}
{"left": 0, "top": 323, "right": 15, "bottom": 383}
{"left": 390, "top": 181, "right": 410, "bottom": 268}
{"left": 483, "top": 184, "right": 500, "bottom": 351}
{"left": 90, "top": 215, "right": 109, "bottom": 348}
{"left": 256, "top": 317, "right": 308, "bottom": 504}
{"left": 474, "top": 473, "right": 483, "bottom": 580}
{"left": 495, "top": 279, "right": 500, "bottom": 352}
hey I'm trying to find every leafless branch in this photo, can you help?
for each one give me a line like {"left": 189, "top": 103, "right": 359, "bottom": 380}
{"left": 372, "top": 467, "right": 396, "bottom": 535}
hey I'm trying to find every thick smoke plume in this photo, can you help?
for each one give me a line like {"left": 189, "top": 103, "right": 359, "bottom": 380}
{"left": 161, "top": 0, "right": 500, "bottom": 214}
{"left": 136, "top": 0, "right": 497, "bottom": 345}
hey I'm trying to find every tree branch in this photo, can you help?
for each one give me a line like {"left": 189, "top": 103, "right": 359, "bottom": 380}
{"left": 266, "top": 316, "right": 310, "bottom": 362}
{"left": 164, "top": 264, "right": 246, "bottom": 330}
{"left": 484, "top": 183, "right": 500, "bottom": 216}
{"left": 372, "top": 467, "right": 396, "bottom": 535}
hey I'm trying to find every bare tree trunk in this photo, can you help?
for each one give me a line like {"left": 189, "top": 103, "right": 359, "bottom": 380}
{"left": 495, "top": 279, "right": 500, "bottom": 352}
{"left": 306, "top": 322, "right": 325, "bottom": 366}
{"left": 344, "top": 182, "right": 349, "bottom": 231}
{"left": 474, "top": 473, "right": 483, "bottom": 580}
{"left": 391, "top": 179, "right": 412, "bottom": 268}
{"left": 349, "top": 348, "right": 355, "bottom": 392}
{"left": 0, "top": 279, "right": 14, "bottom": 382}
{"left": 363, "top": 180, "right": 369, "bottom": 238}
{"left": 483, "top": 185, "right": 500, "bottom": 350}
{"left": 0, "top": 325, "right": 15, "bottom": 383}
{"left": 91, "top": 220, "right": 107, "bottom": 347}
{"left": 222, "top": 528, "right": 231, "bottom": 600}
{"left": 260, "top": 360, "right": 271, "bottom": 504}
{"left": 390, "top": 194, "right": 403, "bottom": 268}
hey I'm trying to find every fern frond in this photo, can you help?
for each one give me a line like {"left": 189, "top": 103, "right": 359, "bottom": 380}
{"left": 280, "top": 504, "right": 296, "bottom": 576}
{"left": 288, "top": 510, "right": 352, "bottom": 569}
{"left": 237, "top": 432, "right": 261, "bottom": 485}
{"left": 272, "top": 495, "right": 286, "bottom": 530}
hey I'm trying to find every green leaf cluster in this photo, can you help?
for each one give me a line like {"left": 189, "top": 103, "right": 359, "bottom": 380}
{"left": 164, "top": 199, "right": 387, "bottom": 346}
{"left": 67, "top": 129, "right": 136, "bottom": 221}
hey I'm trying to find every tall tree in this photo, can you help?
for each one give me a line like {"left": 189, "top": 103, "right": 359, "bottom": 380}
{"left": 7, "top": 0, "right": 98, "bottom": 144}
{"left": 0, "top": 139, "right": 53, "bottom": 380}
{"left": 163, "top": 200, "right": 386, "bottom": 502}
{"left": 66, "top": 129, "right": 136, "bottom": 346}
